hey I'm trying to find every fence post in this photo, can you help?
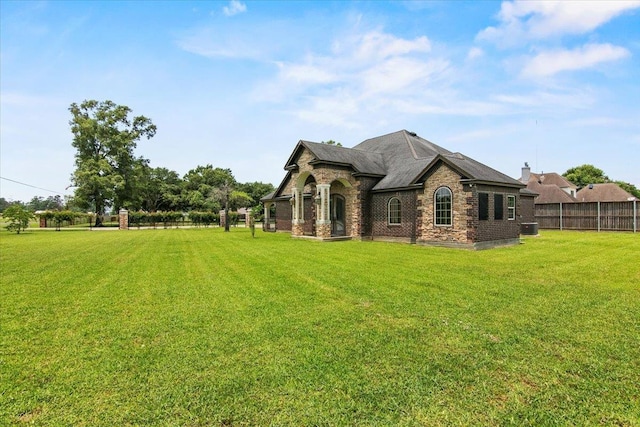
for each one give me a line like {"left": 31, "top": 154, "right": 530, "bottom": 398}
{"left": 634, "top": 200, "right": 637, "bottom": 233}
{"left": 559, "top": 202, "right": 563, "bottom": 231}
{"left": 597, "top": 201, "right": 600, "bottom": 232}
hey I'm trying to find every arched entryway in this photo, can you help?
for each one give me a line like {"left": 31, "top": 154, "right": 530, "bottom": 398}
{"left": 331, "top": 194, "right": 346, "bottom": 236}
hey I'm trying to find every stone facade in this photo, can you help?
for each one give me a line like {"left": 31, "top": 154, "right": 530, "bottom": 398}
{"left": 264, "top": 133, "right": 525, "bottom": 249}
{"left": 419, "top": 164, "right": 470, "bottom": 245}
{"left": 283, "top": 148, "right": 360, "bottom": 240}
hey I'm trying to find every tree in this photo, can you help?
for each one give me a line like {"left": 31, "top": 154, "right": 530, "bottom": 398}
{"left": 69, "top": 100, "right": 156, "bottom": 226}
{"left": 138, "top": 166, "right": 182, "bottom": 212}
{"left": 615, "top": 181, "right": 640, "bottom": 199}
{"left": 3, "top": 204, "right": 34, "bottom": 234}
{"left": 181, "top": 165, "right": 236, "bottom": 211}
{"left": 563, "top": 164, "right": 609, "bottom": 189}
{"left": 26, "top": 195, "right": 64, "bottom": 212}
{"left": 0, "top": 198, "right": 12, "bottom": 213}
{"left": 321, "top": 140, "right": 342, "bottom": 147}
{"left": 237, "top": 181, "right": 275, "bottom": 209}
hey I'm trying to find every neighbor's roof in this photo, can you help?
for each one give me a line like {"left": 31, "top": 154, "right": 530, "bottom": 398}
{"left": 576, "top": 183, "right": 638, "bottom": 202}
{"left": 527, "top": 172, "right": 576, "bottom": 189}
{"left": 527, "top": 180, "right": 576, "bottom": 204}
{"left": 281, "top": 130, "right": 523, "bottom": 192}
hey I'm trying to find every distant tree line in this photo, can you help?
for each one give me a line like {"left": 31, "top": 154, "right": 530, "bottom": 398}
{"left": 0, "top": 100, "right": 275, "bottom": 228}
{"left": 2, "top": 100, "right": 275, "bottom": 230}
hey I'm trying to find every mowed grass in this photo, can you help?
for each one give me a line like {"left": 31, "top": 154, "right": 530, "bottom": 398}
{"left": 1, "top": 229, "right": 638, "bottom": 426}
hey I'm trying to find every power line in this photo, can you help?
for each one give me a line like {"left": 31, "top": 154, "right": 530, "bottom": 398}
{"left": 0, "top": 176, "right": 65, "bottom": 195}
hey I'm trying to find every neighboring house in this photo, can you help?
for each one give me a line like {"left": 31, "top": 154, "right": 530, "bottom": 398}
{"left": 576, "top": 183, "right": 638, "bottom": 202}
{"left": 262, "top": 130, "right": 530, "bottom": 249}
{"left": 519, "top": 164, "right": 577, "bottom": 204}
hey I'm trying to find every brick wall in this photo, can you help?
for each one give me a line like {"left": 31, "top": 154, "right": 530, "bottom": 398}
{"left": 474, "top": 184, "right": 521, "bottom": 242}
{"left": 519, "top": 194, "right": 536, "bottom": 223}
{"left": 274, "top": 200, "right": 292, "bottom": 231}
{"left": 370, "top": 190, "right": 418, "bottom": 241}
{"left": 357, "top": 177, "right": 379, "bottom": 238}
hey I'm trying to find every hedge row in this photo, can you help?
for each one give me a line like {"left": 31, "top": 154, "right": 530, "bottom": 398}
{"left": 128, "top": 211, "right": 189, "bottom": 228}
{"left": 127, "top": 211, "right": 243, "bottom": 228}
{"left": 38, "top": 210, "right": 90, "bottom": 228}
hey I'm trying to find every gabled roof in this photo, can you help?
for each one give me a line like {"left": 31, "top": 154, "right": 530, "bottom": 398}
{"left": 527, "top": 180, "right": 576, "bottom": 204}
{"left": 528, "top": 172, "right": 576, "bottom": 190}
{"left": 576, "top": 183, "right": 638, "bottom": 202}
{"left": 274, "top": 130, "right": 523, "bottom": 196}
{"left": 353, "top": 130, "right": 523, "bottom": 190}
{"left": 284, "top": 140, "right": 386, "bottom": 176}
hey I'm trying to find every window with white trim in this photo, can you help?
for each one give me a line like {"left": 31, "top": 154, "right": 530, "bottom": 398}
{"left": 507, "top": 195, "right": 516, "bottom": 220}
{"left": 388, "top": 197, "right": 401, "bottom": 225}
{"left": 434, "top": 187, "right": 452, "bottom": 226}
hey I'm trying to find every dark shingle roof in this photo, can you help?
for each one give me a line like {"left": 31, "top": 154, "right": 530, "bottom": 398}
{"left": 298, "top": 141, "right": 386, "bottom": 176}
{"left": 280, "top": 130, "right": 524, "bottom": 193}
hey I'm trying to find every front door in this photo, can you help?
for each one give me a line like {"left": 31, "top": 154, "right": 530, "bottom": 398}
{"left": 331, "top": 194, "right": 346, "bottom": 236}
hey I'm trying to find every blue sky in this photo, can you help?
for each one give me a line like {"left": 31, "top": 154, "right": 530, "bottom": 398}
{"left": 2, "top": 0, "right": 639, "bottom": 202}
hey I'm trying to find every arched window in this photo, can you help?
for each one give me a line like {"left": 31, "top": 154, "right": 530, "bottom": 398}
{"left": 388, "top": 197, "right": 401, "bottom": 225}
{"left": 434, "top": 187, "right": 452, "bottom": 226}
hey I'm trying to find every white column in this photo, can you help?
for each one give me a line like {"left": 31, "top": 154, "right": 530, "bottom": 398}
{"left": 316, "top": 184, "right": 331, "bottom": 224}
{"left": 292, "top": 188, "right": 304, "bottom": 224}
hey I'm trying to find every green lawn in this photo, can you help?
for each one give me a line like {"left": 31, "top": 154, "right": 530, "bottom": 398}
{"left": 1, "top": 229, "right": 638, "bottom": 426}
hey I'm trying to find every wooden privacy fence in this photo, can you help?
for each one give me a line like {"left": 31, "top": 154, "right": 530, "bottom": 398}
{"left": 535, "top": 201, "right": 638, "bottom": 232}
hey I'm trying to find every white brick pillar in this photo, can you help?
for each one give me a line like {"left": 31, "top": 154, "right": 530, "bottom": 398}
{"left": 292, "top": 188, "right": 304, "bottom": 225}
{"left": 316, "top": 184, "right": 331, "bottom": 225}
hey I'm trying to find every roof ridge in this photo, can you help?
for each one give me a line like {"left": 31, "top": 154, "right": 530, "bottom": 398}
{"left": 402, "top": 130, "right": 420, "bottom": 160}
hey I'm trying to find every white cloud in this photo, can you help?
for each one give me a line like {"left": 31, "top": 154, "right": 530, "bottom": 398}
{"left": 176, "top": 27, "right": 263, "bottom": 60}
{"left": 348, "top": 32, "right": 431, "bottom": 62}
{"left": 521, "top": 43, "right": 630, "bottom": 78}
{"left": 467, "top": 47, "right": 484, "bottom": 60}
{"left": 251, "top": 30, "right": 445, "bottom": 127}
{"left": 276, "top": 61, "right": 338, "bottom": 85}
{"left": 222, "top": 0, "right": 247, "bottom": 17}
{"left": 478, "top": 0, "right": 640, "bottom": 45}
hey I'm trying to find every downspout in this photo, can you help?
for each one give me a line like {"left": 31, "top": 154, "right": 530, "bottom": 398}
{"left": 597, "top": 201, "right": 600, "bottom": 232}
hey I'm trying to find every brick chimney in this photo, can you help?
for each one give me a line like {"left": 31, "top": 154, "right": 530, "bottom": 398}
{"left": 521, "top": 162, "right": 531, "bottom": 184}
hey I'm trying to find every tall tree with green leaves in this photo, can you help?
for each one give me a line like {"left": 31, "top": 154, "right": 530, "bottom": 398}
{"left": 181, "top": 165, "right": 236, "bottom": 211}
{"left": 138, "top": 166, "right": 183, "bottom": 212}
{"left": 563, "top": 164, "right": 609, "bottom": 189}
{"left": 69, "top": 100, "right": 156, "bottom": 226}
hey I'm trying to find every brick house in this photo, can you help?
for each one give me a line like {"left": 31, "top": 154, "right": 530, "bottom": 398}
{"left": 262, "top": 130, "right": 528, "bottom": 249}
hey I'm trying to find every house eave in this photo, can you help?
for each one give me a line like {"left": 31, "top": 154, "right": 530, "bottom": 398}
{"left": 308, "top": 159, "right": 355, "bottom": 170}
{"left": 371, "top": 184, "right": 423, "bottom": 193}
{"left": 460, "top": 179, "right": 526, "bottom": 189}
{"left": 352, "top": 172, "right": 385, "bottom": 179}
